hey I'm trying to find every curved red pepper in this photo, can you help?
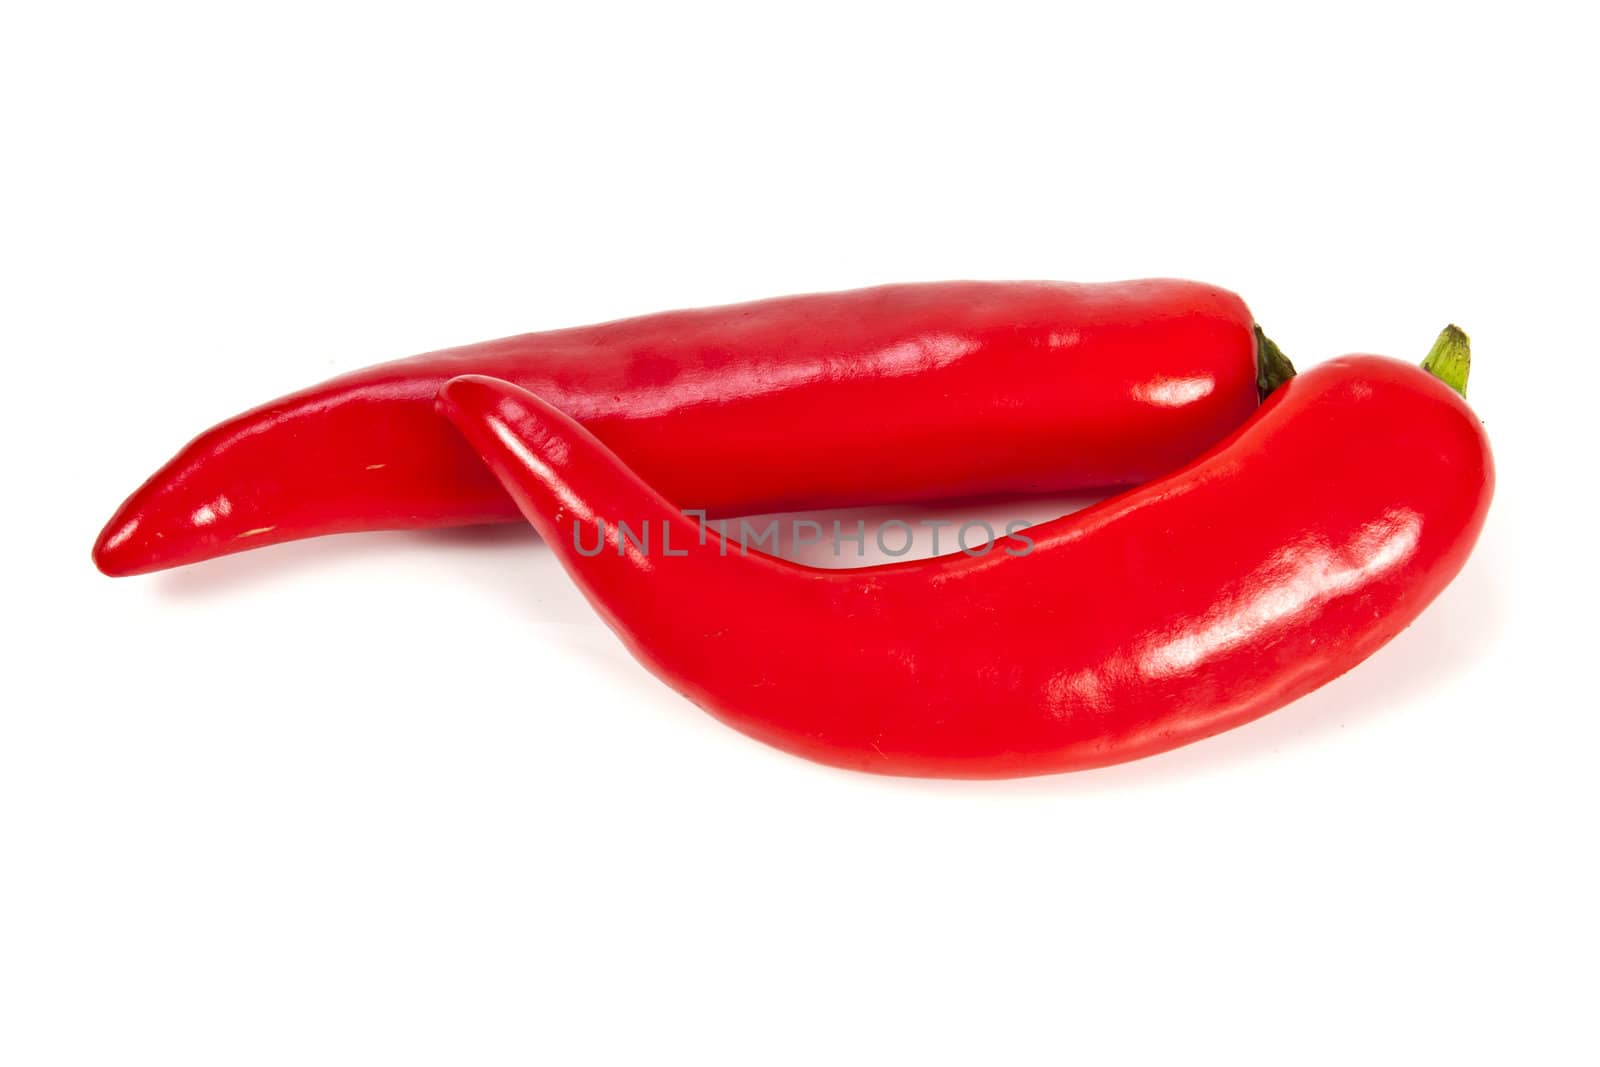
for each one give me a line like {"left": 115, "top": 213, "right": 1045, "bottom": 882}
{"left": 433, "top": 331, "right": 1492, "bottom": 778}
{"left": 93, "top": 280, "right": 1278, "bottom": 576}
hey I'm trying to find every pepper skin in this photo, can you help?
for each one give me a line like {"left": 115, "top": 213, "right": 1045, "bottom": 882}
{"left": 433, "top": 334, "right": 1492, "bottom": 779}
{"left": 93, "top": 280, "right": 1277, "bottom": 576}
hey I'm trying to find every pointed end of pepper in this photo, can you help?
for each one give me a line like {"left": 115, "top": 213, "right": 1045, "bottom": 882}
{"left": 434, "top": 374, "right": 505, "bottom": 423}
{"left": 91, "top": 479, "right": 225, "bottom": 577}
{"left": 434, "top": 374, "right": 584, "bottom": 477}
{"left": 91, "top": 440, "right": 285, "bottom": 577}
{"left": 92, "top": 507, "right": 148, "bottom": 576}
{"left": 436, "top": 375, "right": 604, "bottom": 536}
{"left": 436, "top": 375, "right": 549, "bottom": 477}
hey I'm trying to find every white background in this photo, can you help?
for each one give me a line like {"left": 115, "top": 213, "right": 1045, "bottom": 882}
{"left": 4, "top": 2, "right": 1596, "bottom": 1063}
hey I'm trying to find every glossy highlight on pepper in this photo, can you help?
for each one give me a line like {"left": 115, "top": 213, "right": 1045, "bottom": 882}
{"left": 94, "top": 280, "right": 1270, "bottom": 576}
{"left": 434, "top": 332, "right": 1492, "bottom": 779}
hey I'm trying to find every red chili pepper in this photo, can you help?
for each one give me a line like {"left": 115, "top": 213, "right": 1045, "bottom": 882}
{"left": 93, "top": 280, "right": 1288, "bottom": 576}
{"left": 432, "top": 328, "right": 1491, "bottom": 778}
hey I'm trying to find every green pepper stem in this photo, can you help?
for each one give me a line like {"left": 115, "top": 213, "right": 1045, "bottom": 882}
{"left": 1253, "top": 325, "right": 1297, "bottom": 399}
{"left": 1421, "top": 324, "right": 1471, "bottom": 397}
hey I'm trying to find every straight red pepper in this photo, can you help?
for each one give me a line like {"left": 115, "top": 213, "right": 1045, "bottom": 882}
{"left": 93, "top": 280, "right": 1287, "bottom": 576}
{"left": 433, "top": 329, "right": 1491, "bottom": 778}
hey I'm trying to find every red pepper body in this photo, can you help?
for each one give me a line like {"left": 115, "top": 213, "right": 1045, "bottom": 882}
{"left": 94, "top": 280, "right": 1262, "bottom": 576}
{"left": 434, "top": 356, "right": 1493, "bottom": 778}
